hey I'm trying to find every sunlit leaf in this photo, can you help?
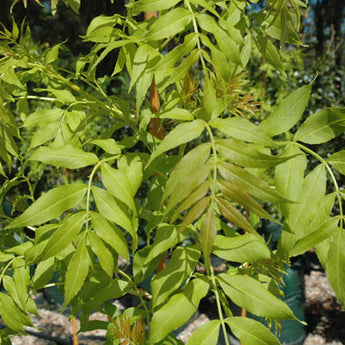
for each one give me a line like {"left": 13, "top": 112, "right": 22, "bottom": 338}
{"left": 218, "top": 274, "right": 296, "bottom": 320}
{"left": 327, "top": 151, "right": 345, "bottom": 175}
{"left": 186, "top": 320, "right": 221, "bottom": 345}
{"left": 151, "top": 245, "right": 200, "bottom": 308}
{"left": 294, "top": 107, "right": 345, "bottom": 144}
{"left": 213, "top": 234, "right": 270, "bottom": 262}
{"left": 91, "top": 211, "right": 129, "bottom": 260}
{"left": 226, "top": 317, "right": 280, "bottom": 345}
{"left": 6, "top": 184, "right": 87, "bottom": 229}
{"left": 40, "top": 212, "right": 86, "bottom": 261}
{"left": 145, "top": 8, "right": 193, "bottom": 41}
{"left": 325, "top": 227, "right": 345, "bottom": 307}
{"left": 30, "top": 144, "right": 99, "bottom": 169}
{"left": 63, "top": 235, "right": 90, "bottom": 308}
{"left": 150, "top": 278, "right": 209, "bottom": 344}
{"left": 258, "top": 83, "right": 312, "bottom": 137}
{"left": 209, "top": 117, "right": 274, "bottom": 146}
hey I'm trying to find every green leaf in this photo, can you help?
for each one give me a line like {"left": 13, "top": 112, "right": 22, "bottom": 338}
{"left": 6, "top": 183, "right": 87, "bottom": 229}
{"left": 23, "top": 108, "right": 64, "bottom": 128}
{"left": 32, "top": 257, "right": 55, "bottom": 290}
{"left": 287, "top": 164, "right": 326, "bottom": 234}
{"left": 294, "top": 107, "right": 345, "bottom": 144}
{"left": 218, "top": 273, "right": 296, "bottom": 320}
{"left": 151, "top": 245, "right": 201, "bottom": 308}
{"left": 145, "top": 225, "right": 181, "bottom": 264}
{"left": 156, "top": 108, "right": 194, "bottom": 121}
{"left": 162, "top": 49, "right": 201, "bottom": 89}
{"left": 29, "top": 144, "right": 99, "bottom": 169}
{"left": 196, "top": 13, "right": 242, "bottom": 67}
{"left": 327, "top": 151, "right": 345, "bottom": 175}
{"left": 92, "top": 186, "right": 133, "bottom": 236}
{"left": 216, "top": 197, "right": 260, "bottom": 238}
{"left": 225, "top": 317, "right": 280, "bottom": 345}
{"left": 166, "top": 163, "right": 211, "bottom": 214}
{"left": 200, "top": 205, "right": 218, "bottom": 259}
{"left": 186, "top": 320, "right": 221, "bottom": 345}
{"left": 91, "top": 211, "right": 129, "bottom": 260}
{"left": 258, "top": 83, "right": 312, "bottom": 137}
{"left": 163, "top": 143, "right": 210, "bottom": 201}
{"left": 155, "top": 33, "right": 198, "bottom": 77}
{"left": 289, "top": 217, "right": 339, "bottom": 257}
{"left": 150, "top": 277, "right": 209, "bottom": 344}
{"left": 325, "top": 227, "right": 345, "bottom": 307}
{"left": 90, "top": 139, "right": 122, "bottom": 155}
{"left": 255, "top": 31, "right": 286, "bottom": 77}
{"left": 213, "top": 234, "right": 271, "bottom": 262}
{"left": 145, "top": 8, "right": 193, "bottom": 41}
{"left": 63, "top": 235, "right": 90, "bottom": 308}
{"left": 40, "top": 212, "right": 86, "bottom": 261}
{"left": 216, "top": 138, "right": 297, "bottom": 168}
{"left": 218, "top": 180, "right": 276, "bottom": 223}
{"left": 179, "top": 196, "right": 211, "bottom": 233}
{"left": 129, "top": 0, "right": 182, "bottom": 12}
{"left": 275, "top": 144, "right": 307, "bottom": 218}
{"left": 101, "top": 163, "right": 136, "bottom": 211}
{"left": 171, "top": 180, "right": 211, "bottom": 223}
{"left": 147, "top": 120, "right": 205, "bottom": 167}
{"left": 88, "top": 231, "right": 114, "bottom": 277}
{"left": 0, "top": 293, "right": 33, "bottom": 331}
{"left": 209, "top": 117, "right": 274, "bottom": 146}
{"left": 218, "top": 162, "right": 291, "bottom": 203}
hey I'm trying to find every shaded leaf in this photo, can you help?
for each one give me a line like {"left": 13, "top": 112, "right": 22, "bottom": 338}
{"left": 216, "top": 138, "right": 296, "bottom": 168}
{"left": 218, "top": 180, "right": 277, "bottom": 223}
{"left": 163, "top": 143, "right": 210, "bottom": 201}
{"left": 200, "top": 204, "right": 217, "bottom": 259}
{"left": 219, "top": 162, "right": 292, "bottom": 203}
{"left": 178, "top": 196, "right": 211, "bottom": 234}
{"left": 216, "top": 197, "right": 260, "bottom": 239}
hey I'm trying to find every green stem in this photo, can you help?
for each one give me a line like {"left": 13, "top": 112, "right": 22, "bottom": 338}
{"left": 293, "top": 141, "right": 344, "bottom": 228}
{"left": 185, "top": 0, "right": 208, "bottom": 73}
{"left": 207, "top": 260, "right": 230, "bottom": 345}
{"left": 0, "top": 258, "right": 15, "bottom": 284}
{"left": 205, "top": 122, "right": 218, "bottom": 199}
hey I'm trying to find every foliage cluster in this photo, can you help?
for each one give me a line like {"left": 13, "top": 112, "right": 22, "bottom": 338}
{"left": 1, "top": 1, "right": 345, "bottom": 345}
